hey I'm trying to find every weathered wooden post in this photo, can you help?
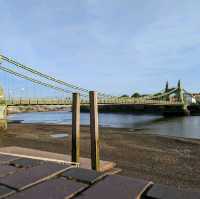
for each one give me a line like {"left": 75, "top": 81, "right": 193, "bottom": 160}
{"left": 0, "top": 86, "right": 7, "bottom": 130}
{"left": 89, "top": 91, "right": 100, "bottom": 171}
{"left": 71, "top": 93, "right": 80, "bottom": 163}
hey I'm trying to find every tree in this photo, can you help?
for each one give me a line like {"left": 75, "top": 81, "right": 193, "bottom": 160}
{"left": 121, "top": 94, "right": 129, "bottom": 98}
{"left": 131, "top": 92, "right": 140, "bottom": 98}
{"left": 154, "top": 92, "right": 162, "bottom": 96}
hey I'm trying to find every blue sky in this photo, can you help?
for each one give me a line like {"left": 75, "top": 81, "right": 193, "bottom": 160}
{"left": 0, "top": 0, "right": 200, "bottom": 96}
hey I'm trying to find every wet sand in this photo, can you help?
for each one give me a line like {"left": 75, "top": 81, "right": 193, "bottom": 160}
{"left": 0, "top": 123, "right": 200, "bottom": 190}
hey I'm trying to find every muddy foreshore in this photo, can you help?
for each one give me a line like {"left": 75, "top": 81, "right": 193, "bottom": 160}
{"left": 0, "top": 123, "right": 200, "bottom": 190}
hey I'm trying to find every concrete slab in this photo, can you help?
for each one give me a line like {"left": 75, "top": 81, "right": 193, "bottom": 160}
{"left": 10, "top": 158, "right": 45, "bottom": 168}
{"left": 0, "top": 185, "right": 15, "bottom": 199}
{"left": 146, "top": 184, "right": 200, "bottom": 199}
{"left": 0, "top": 146, "right": 116, "bottom": 171}
{"left": 0, "top": 163, "right": 73, "bottom": 191}
{"left": 61, "top": 168, "right": 106, "bottom": 184}
{"left": 0, "top": 154, "right": 19, "bottom": 164}
{"left": 74, "top": 175, "right": 153, "bottom": 199}
{"left": 6, "top": 178, "right": 87, "bottom": 199}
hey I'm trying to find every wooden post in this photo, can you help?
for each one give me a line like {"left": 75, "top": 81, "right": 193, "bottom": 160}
{"left": 71, "top": 93, "right": 80, "bottom": 163}
{"left": 89, "top": 91, "right": 100, "bottom": 171}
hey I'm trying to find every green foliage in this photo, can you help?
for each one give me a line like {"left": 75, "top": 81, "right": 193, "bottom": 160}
{"left": 154, "top": 92, "right": 162, "bottom": 96}
{"left": 121, "top": 94, "right": 129, "bottom": 98}
{"left": 131, "top": 92, "right": 140, "bottom": 98}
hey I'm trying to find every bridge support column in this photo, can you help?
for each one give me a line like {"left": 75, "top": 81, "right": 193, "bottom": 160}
{"left": 182, "top": 104, "right": 190, "bottom": 116}
{"left": 177, "top": 80, "right": 184, "bottom": 103}
{"left": 176, "top": 80, "right": 190, "bottom": 115}
{"left": 0, "top": 105, "right": 7, "bottom": 130}
{"left": 0, "top": 86, "right": 7, "bottom": 131}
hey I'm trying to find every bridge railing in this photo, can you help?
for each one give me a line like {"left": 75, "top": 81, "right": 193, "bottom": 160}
{"left": 98, "top": 98, "right": 183, "bottom": 105}
{"left": 6, "top": 97, "right": 184, "bottom": 106}
{"left": 6, "top": 98, "right": 73, "bottom": 106}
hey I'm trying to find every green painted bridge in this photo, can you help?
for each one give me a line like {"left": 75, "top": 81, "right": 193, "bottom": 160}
{"left": 5, "top": 97, "right": 183, "bottom": 106}
{"left": 3, "top": 80, "right": 193, "bottom": 107}
{"left": 0, "top": 54, "right": 198, "bottom": 130}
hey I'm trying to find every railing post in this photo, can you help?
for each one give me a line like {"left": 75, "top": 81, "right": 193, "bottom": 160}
{"left": 89, "top": 91, "right": 100, "bottom": 171}
{"left": 71, "top": 93, "right": 80, "bottom": 163}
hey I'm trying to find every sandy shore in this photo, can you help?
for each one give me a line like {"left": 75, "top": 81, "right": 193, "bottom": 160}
{"left": 0, "top": 123, "right": 200, "bottom": 190}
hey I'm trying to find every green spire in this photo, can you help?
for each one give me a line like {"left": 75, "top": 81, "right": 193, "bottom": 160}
{"left": 177, "top": 80, "right": 184, "bottom": 103}
{"left": 178, "top": 80, "right": 181, "bottom": 89}
{"left": 165, "top": 81, "right": 169, "bottom": 92}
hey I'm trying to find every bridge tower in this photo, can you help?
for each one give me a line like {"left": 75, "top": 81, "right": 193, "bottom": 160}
{"left": 164, "top": 81, "right": 170, "bottom": 100}
{"left": 165, "top": 81, "right": 169, "bottom": 93}
{"left": 0, "top": 85, "right": 7, "bottom": 130}
{"left": 176, "top": 80, "right": 190, "bottom": 115}
{"left": 176, "top": 80, "right": 184, "bottom": 103}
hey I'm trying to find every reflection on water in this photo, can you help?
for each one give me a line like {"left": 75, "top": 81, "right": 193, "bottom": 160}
{"left": 8, "top": 111, "right": 200, "bottom": 139}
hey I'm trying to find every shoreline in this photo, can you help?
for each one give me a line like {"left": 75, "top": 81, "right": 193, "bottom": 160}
{"left": 0, "top": 123, "right": 200, "bottom": 190}
{"left": 8, "top": 119, "right": 200, "bottom": 142}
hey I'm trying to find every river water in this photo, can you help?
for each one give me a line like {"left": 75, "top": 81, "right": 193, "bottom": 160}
{"left": 8, "top": 111, "right": 200, "bottom": 139}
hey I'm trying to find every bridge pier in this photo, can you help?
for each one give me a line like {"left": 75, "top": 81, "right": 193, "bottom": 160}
{"left": 163, "top": 104, "right": 190, "bottom": 116}
{"left": 0, "top": 86, "right": 7, "bottom": 131}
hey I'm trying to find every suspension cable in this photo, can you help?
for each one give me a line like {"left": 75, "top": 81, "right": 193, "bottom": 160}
{"left": 0, "top": 65, "right": 88, "bottom": 97}
{"left": 0, "top": 54, "right": 113, "bottom": 98}
{"left": 148, "top": 88, "right": 178, "bottom": 99}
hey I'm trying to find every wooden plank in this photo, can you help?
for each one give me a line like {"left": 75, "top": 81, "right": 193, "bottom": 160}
{"left": 61, "top": 168, "right": 106, "bottom": 184}
{"left": 89, "top": 91, "right": 100, "bottom": 171}
{"left": 0, "top": 163, "right": 73, "bottom": 191}
{"left": 74, "top": 175, "right": 153, "bottom": 199}
{"left": 6, "top": 178, "right": 87, "bottom": 199}
{"left": 0, "top": 165, "right": 17, "bottom": 178}
{"left": 0, "top": 154, "right": 19, "bottom": 164}
{"left": 0, "top": 185, "right": 15, "bottom": 199}
{"left": 0, "top": 148, "right": 115, "bottom": 172}
{"left": 146, "top": 184, "right": 200, "bottom": 199}
{"left": 9, "top": 158, "right": 45, "bottom": 168}
{"left": 72, "top": 93, "right": 80, "bottom": 163}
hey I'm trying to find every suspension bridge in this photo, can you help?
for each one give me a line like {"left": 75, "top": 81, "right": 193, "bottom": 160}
{"left": 0, "top": 54, "right": 199, "bottom": 129}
